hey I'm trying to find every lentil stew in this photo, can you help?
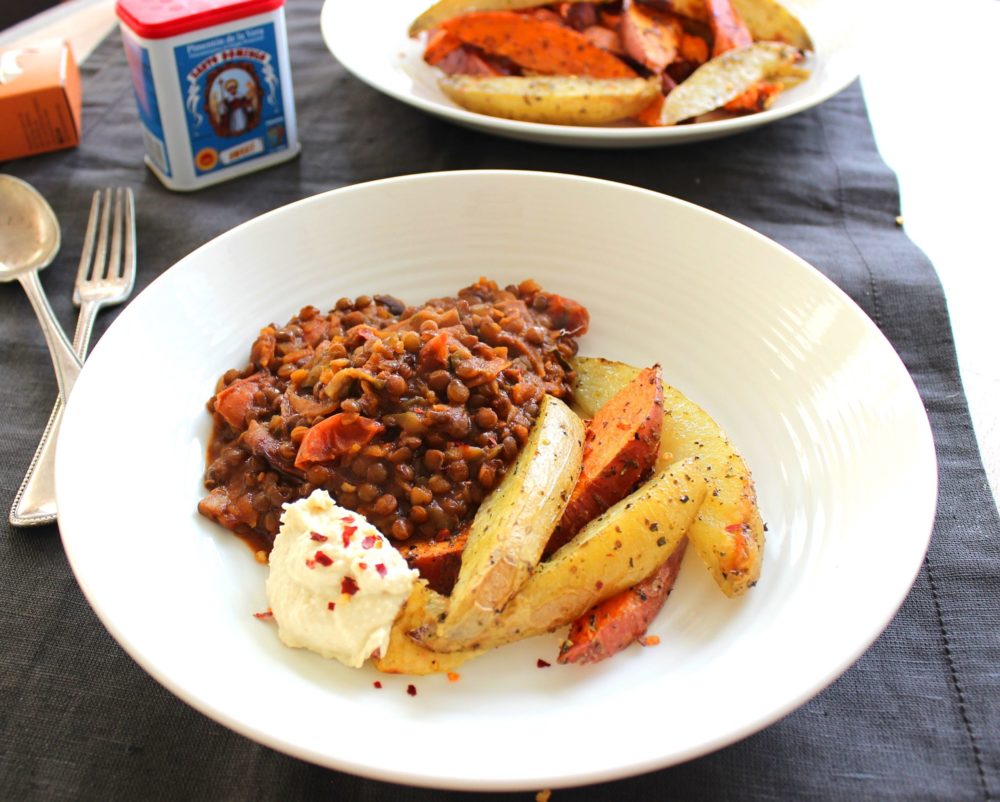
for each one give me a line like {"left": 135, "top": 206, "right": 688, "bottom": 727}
{"left": 199, "top": 278, "right": 588, "bottom": 555}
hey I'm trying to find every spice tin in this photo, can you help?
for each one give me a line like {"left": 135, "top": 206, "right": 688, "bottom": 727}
{"left": 116, "top": 0, "right": 299, "bottom": 191}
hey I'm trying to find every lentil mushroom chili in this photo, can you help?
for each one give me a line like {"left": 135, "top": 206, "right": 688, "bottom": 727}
{"left": 199, "top": 278, "right": 588, "bottom": 558}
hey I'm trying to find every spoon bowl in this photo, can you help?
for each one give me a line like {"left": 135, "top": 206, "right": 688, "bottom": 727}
{"left": 0, "top": 174, "right": 61, "bottom": 278}
{"left": 0, "top": 174, "right": 82, "bottom": 403}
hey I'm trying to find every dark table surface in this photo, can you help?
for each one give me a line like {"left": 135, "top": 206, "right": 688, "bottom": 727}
{"left": 1, "top": 2, "right": 998, "bottom": 800}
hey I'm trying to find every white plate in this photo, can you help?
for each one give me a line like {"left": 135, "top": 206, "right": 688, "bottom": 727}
{"left": 321, "top": 0, "right": 867, "bottom": 147}
{"left": 57, "top": 171, "right": 936, "bottom": 790}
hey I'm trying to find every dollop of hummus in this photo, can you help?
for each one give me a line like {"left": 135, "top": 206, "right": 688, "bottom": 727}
{"left": 266, "top": 490, "right": 417, "bottom": 668}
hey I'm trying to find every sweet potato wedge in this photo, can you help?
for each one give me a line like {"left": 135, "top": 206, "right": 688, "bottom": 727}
{"left": 409, "top": 0, "right": 614, "bottom": 36}
{"left": 621, "top": 0, "right": 682, "bottom": 73}
{"left": 440, "top": 12, "right": 637, "bottom": 77}
{"left": 546, "top": 364, "right": 664, "bottom": 554}
{"left": 705, "top": 0, "right": 752, "bottom": 56}
{"left": 416, "top": 459, "right": 707, "bottom": 653}
{"left": 651, "top": 0, "right": 812, "bottom": 51}
{"left": 397, "top": 531, "right": 468, "bottom": 596}
{"left": 558, "top": 537, "right": 687, "bottom": 664}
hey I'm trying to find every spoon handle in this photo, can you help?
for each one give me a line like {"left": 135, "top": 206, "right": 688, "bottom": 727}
{"left": 17, "top": 270, "right": 83, "bottom": 400}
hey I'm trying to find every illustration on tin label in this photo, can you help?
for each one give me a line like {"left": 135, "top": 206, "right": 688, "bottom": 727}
{"left": 174, "top": 24, "right": 288, "bottom": 176}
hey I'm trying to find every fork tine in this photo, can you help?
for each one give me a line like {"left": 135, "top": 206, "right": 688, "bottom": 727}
{"left": 91, "top": 189, "right": 113, "bottom": 281}
{"left": 74, "top": 190, "right": 102, "bottom": 292}
{"left": 107, "top": 188, "right": 124, "bottom": 281}
{"left": 121, "top": 188, "right": 136, "bottom": 293}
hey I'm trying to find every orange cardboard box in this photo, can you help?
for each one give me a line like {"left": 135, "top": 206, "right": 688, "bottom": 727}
{"left": 0, "top": 39, "right": 82, "bottom": 162}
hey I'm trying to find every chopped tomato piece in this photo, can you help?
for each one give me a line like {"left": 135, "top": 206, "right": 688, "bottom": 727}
{"left": 294, "top": 413, "right": 384, "bottom": 468}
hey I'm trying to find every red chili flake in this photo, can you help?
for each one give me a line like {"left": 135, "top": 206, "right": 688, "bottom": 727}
{"left": 314, "top": 550, "right": 333, "bottom": 567}
{"left": 327, "top": 601, "right": 336, "bottom": 611}
{"left": 537, "top": 659, "right": 551, "bottom": 668}
{"left": 341, "top": 576, "right": 359, "bottom": 596}
{"left": 341, "top": 515, "right": 354, "bottom": 523}
{"left": 358, "top": 562, "right": 368, "bottom": 571}
{"left": 375, "top": 563, "right": 388, "bottom": 577}
{"left": 595, "top": 580, "right": 604, "bottom": 590}
{"left": 642, "top": 635, "right": 661, "bottom": 647}
{"left": 342, "top": 525, "right": 358, "bottom": 548}
{"left": 253, "top": 610, "right": 273, "bottom": 620}
{"left": 725, "top": 522, "right": 745, "bottom": 533}
{"left": 310, "top": 531, "right": 328, "bottom": 542}
{"left": 373, "top": 681, "right": 382, "bottom": 689}
{"left": 446, "top": 672, "right": 461, "bottom": 683}
{"left": 305, "top": 559, "right": 316, "bottom": 569}
{"left": 406, "top": 684, "right": 417, "bottom": 696}
{"left": 362, "top": 535, "right": 377, "bottom": 549}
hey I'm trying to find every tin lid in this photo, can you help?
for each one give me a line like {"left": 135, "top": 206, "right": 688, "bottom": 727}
{"left": 116, "top": 0, "right": 285, "bottom": 40}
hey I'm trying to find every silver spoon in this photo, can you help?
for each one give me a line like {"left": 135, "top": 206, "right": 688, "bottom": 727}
{"left": 0, "top": 175, "right": 82, "bottom": 401}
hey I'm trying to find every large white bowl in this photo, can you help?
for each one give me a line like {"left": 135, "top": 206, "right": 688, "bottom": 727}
{"left": 321, "top": 0, "right": 867, "bottom": 146}
{"left": 57, "top": 171, "right": 936, "bottom": 790}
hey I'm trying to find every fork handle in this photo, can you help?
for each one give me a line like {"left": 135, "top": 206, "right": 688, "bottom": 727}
{"left": 9, "top": 298, "right": 96, "bottom": 528}
{"left": 18, "top": 271, "right": 83, "bottom": 399}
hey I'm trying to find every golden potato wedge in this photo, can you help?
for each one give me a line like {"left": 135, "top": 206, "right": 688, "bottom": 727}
{"left": 439, "top": 75, "right": 661, "bottom": 125}
{"left": 373, "top": 582, "right": 476, "bottom": 675}
{"left": 437, "top": 394, "right": 585, "bottom": 643}
{"left": 410, "top": 0, "right": 613, "bottom": 36}
{"left": 418, "top": 458, "right": 707, "bottom": 653}
{"left": 661, "top": 41, "right": 803, "bottom": 124}
{"left": 569, "top": 355, "right": 641, "bottom": 419}
{"left": 656, "top": 382, "right": 764, "bottom": 596}
{"left": 572, "top": 356, "right": 764, "bottom": 597}
{"left": 662, "top": 0, "right": 812, "bottom": 50}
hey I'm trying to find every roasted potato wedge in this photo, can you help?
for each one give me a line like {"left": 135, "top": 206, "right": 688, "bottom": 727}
{"left": 572, "top": 356, "right": 764, "bottom": 597}
{"left": 436, "top": 394, "right": 585, "bottom": 643}
{"left": 418, "top": 458, "right": 706, "bottom": 653}
{"left": 569, "top": 356, "right": 643, "bottom": 419}
{"left": 660, "top": 41, "right": 803, "bottom": 124}
{"left": 373, "top": 582, "right": 476, "bottom": 675}
{"left": 657, "top": 381, "right": 764, "bottom": 596}
{"left": 410, "top": 0, "right": 613, "bottom": 36}
{"left": 439, "top": 75, "right": 660, "bottom": 125}
{"left": 658, "top": 0, "right": 812, "bottom": 50}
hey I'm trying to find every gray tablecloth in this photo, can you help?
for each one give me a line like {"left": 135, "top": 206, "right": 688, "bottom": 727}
{"left": 2, "top": 3, "right": 998, "bottom": 799}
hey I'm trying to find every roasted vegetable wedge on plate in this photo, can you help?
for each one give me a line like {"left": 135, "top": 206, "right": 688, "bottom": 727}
{"left": 408, "top": 0, "right": 813, "bottom": 126}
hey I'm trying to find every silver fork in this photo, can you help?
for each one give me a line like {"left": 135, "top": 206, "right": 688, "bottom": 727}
{"left": 9, "top": 187, "right": 136, "bottom": 527}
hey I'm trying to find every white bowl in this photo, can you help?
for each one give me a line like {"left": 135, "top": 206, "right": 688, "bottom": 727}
{"left": 57, "top": 171, "right": 936, "bottom": 790}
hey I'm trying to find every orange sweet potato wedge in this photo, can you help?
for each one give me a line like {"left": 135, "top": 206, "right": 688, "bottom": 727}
{"left": 620, "top": 1, "right": 682, "bottom": 74}
{"left": 423, "top": 29, "right": 464, "bottom": 65}
{"left": 398, "top": 531, "right": 469, "bottom": 596}
{"left": 558, "top": 538, "right": 687, "bottom": 664}
{"left": 546, "top": 364, "right": 664, "bottom": 554}
{"left": 440, "top": 11, "right": 636, "bottom": 77}
{"left": 705, "top": 0, "right": 752, "bottom": 56}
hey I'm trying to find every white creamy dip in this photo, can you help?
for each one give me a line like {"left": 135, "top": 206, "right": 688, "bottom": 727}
{"left": 266, "top": 489, "right": 417, "bottom": 668}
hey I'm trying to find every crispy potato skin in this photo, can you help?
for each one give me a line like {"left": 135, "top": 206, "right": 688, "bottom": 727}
{"left": 572, "top": 356, "right": 764, "bottom": 596}
{"left": 418, "top": 458, "right": 707, "bottom": 653}
{"left": 440, "top": 75, "right": 660, "bottom": 125}
{"left": 436, "top": 394, "right": 585, "bottom": 643}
